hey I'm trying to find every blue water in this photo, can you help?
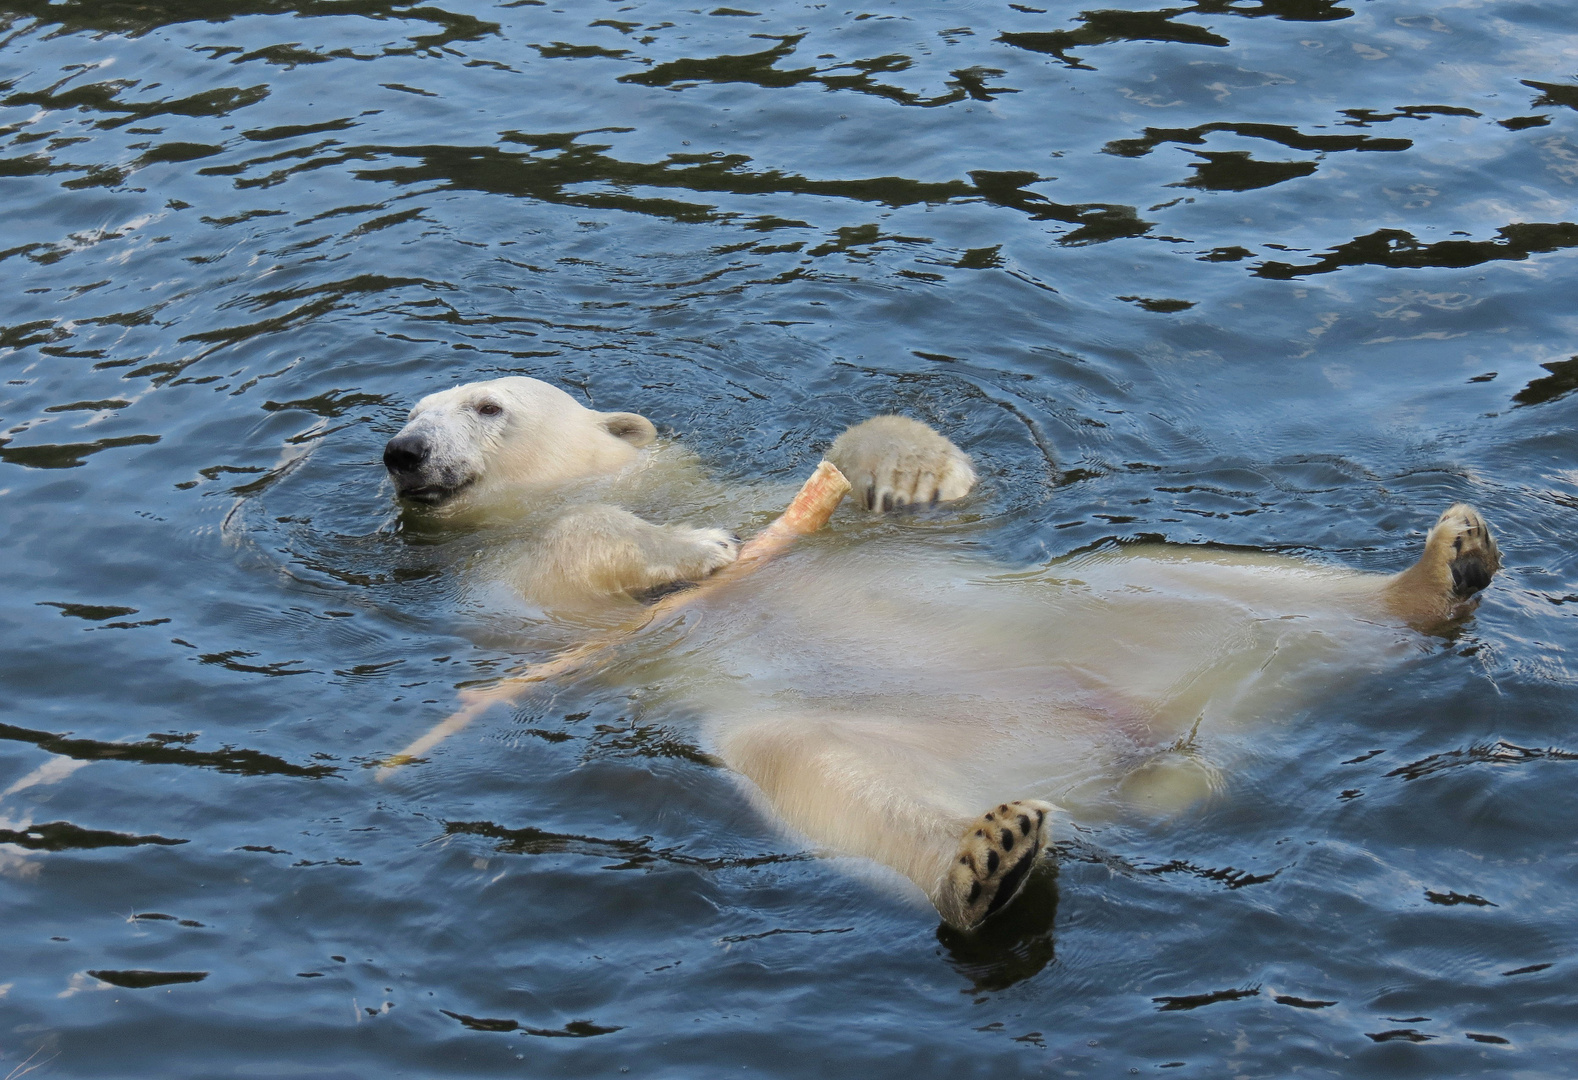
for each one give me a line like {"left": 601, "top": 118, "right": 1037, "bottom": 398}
{"left": 2, "top": 0, "right": 1577, "bottom": 1075}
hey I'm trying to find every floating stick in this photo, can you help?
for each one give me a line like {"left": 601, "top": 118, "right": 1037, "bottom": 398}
{"left": 376, "top": 459, "right": 851, "bottom": 778}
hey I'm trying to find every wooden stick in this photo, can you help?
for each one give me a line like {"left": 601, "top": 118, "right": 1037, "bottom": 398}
{"left": 376, "top": 460, "right": 851, "bottom": 778}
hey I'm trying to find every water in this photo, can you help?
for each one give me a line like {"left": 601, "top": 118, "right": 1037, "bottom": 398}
{"left": 2, "top": 0, "right": 1577, "bottom": 1074}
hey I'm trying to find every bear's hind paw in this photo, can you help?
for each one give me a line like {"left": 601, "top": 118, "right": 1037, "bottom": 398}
{"left": 942, "top": 799, "right": 1052, "bottom": 930}
{"left": 1437, "top": 503, "right": 1500, "bottom": 599}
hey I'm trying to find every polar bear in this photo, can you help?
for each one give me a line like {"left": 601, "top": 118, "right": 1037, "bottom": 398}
{"left": 383, "top": 375, "right": 1500, "bottom": 930}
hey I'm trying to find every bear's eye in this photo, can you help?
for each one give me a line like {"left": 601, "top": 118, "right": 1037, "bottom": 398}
{"left": 475, "top": 402, "right": 503, "bottom": 417}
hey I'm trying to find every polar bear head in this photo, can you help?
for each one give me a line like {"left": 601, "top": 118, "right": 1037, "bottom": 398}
{"left": 382, "top": 376, "right": 657, "bottom": 505}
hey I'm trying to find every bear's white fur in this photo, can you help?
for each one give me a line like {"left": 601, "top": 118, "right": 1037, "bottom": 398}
{"left": 516, "top": 504, "right": 740, "bottom": 609}
{"left": 385, "top": 376, "right": 1501, "bottom": 929}
{"left": 384, "top": 377, "right": 742, "bottom": 608}
{"left": 384, "top": 376, "right": 658, "bottom": 503}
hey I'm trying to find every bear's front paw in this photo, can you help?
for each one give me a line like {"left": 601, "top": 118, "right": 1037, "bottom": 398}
{"left": 685, "top": 527, "right": 742, "bottom": 576}
{"left": 941, "top": 799, "right": 1052, "bottom": 930}
{"left": 826, "top": 416, "right": 977, "bottom": 512}
{"left": 629, "top": 527, "right": 741, "bottom": 603}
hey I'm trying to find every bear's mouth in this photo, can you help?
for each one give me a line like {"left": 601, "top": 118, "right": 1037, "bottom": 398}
{"left": 393, "top": 478, "right": 472, "bottom": 505}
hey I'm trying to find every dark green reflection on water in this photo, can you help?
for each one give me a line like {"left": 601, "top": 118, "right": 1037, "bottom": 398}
{"left": 357, "top": 133, "right": 972, "bottom": 222}
{"left": 1104, "top": 122, "right": 1412, "bottom": 159}
{"left": 3, "top": 82, "right": 269, "bottom": 131}
{"left": 1523, "top": 79, "right": 1578, "bottom": 111}
{"left": 620, "top": 33, "right": 1021, "bottom": 107}
{"left": 1255, "top": 223, "right": 1578, "bottom": 278}
{"left": 0, "top": 820, "right": 187, "bottom": 850}
{"left": 0, "top": 721, "right": 340, "bottom": 777}
{"left": 0, "top": 0, "right": 498, "bottom": 48}
{"left": 1512, "top": 357, "right": 1578, "bottom": 408}
{"left": 0, "top": 432, "right": 160, "bottom": 469}
{"left": 999, "top": 0, "right": 1352, "bottom": 69}
{"left": 1177, "top": 151, "right": 1316, "bottom": 192}
{"left": 444, "top": 819, "right": 805, "bottom": 871}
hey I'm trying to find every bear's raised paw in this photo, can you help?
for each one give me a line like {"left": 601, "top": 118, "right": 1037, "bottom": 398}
{"left": 941, "top": 799, "right": 1052, "bottom": 930}
{"left": 1437, "top": 504, "right": 1500, "bottom": 599}
{"left": 826, "top": 416, "right": 977, "bottom": 512}
{"left": 1384, "top": 502, "right": 1503, "bottom": 623}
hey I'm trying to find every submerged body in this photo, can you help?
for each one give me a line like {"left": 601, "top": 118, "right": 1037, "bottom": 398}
{"left": 384, "top": 377, "right": 1501, "bottom": 929}
{"left": 619, "top": 537, "right": 1462, "bottom": 924}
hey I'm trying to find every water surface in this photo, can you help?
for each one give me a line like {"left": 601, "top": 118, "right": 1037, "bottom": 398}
{"left": 3, "top": 0, "right": 1578, "bottom": 1075}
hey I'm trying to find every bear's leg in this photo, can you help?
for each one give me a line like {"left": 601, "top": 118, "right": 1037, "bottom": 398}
{"left": 516, "top": 504, "right": 739, "bottom": 605}
{"left": 1382, "top": 503, "right": 1501, "bottom": 623}
{"left": 713, "top": 713, "right": 1050, "bottom": 929}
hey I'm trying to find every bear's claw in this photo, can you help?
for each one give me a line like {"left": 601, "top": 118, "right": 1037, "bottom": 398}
{"left": 942, "top": 799, "right": 1052, "bottom": 930}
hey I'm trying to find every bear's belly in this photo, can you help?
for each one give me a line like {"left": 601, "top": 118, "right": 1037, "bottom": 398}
{"left": 608, "top": 539, "right": 1423, "bottom": 815}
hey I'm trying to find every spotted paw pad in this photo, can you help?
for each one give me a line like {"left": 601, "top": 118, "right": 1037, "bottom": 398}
{"left": 945, "top": 799, "right": 1052, "bottom": 930}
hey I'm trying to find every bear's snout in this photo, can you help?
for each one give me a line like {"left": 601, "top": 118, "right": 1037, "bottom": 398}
{"left": 383, "top": 434, "right": 430, "bottom": 474}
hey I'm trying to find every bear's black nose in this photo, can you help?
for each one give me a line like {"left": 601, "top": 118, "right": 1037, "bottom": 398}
{"left": 383, "top": 434, "right": 429, "bottom": 473}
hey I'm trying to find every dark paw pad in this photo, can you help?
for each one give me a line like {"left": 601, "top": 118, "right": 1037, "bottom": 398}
{"left": 945, "top": 799, "right": 1053, "bottom": 930}
{"left": 1450, "top": 552, "right": 1494, "bottom": 597}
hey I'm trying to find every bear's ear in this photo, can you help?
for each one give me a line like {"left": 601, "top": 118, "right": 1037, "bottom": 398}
{"left": 602, "top": 412, "right": 657, "bottom": 447}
